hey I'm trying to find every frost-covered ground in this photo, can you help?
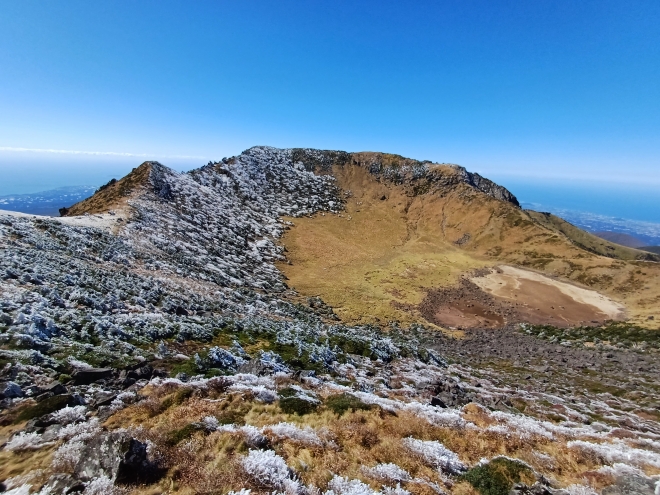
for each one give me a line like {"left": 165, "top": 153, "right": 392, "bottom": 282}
{"left": 1, "top": 147, "right": 659, "bottom": 494}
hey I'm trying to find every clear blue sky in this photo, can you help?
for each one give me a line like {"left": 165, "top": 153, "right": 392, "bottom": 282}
{"left": 1, "top": 0, "right": 659, "bottom": 194}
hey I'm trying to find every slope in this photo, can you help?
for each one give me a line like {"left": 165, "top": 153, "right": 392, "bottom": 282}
{"left": 527, "top": 211, "right": 657, "bottom": 261}
{"left": 61, "top": 161, "right": 156, "bottom": 216}
{"left": 278, "top": 150, "right": 660, "bottom": 328}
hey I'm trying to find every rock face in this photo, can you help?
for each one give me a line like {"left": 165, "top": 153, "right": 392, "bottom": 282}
{"left": 74, "top": 432, "right": 152, "bottom": 484}
{"left": 289, "top": 148, "right": 520, "bottom": 207}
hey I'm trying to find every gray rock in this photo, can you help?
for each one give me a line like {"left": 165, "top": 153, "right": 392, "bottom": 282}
{"left": 43, "top": 381, "right": 67, "bottom": 395}
{"left": 42, "top": 424, "right": 63, "bottom": 442}
{"left": 71, "top": 368, "right": 113, "bottom": 385}
{"left": 602, "top": 474, "right": 657, "bottom": 495}
{"left": 1, "top": 381, "right": 23, "bottom": 398}
{"left": 39, "top": 474, "right": 85, "bottom": 494}
{"left": 73, "top": 431, "right": 153, "bottom": 484}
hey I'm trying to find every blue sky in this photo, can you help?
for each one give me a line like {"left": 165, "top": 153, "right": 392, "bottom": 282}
{"left": 1, "top": 0, "right": 659, "bottom": 195}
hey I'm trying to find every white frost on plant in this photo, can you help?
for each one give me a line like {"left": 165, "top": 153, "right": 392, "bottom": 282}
{"left": 4, "top": 432, "right": 53, "bottom": 451}
{"left": 382, "top": 485, "right": 411, "bottom": 495}
{"left": 362, "top": 463, "right": 411, "bottom": 483}
{"left": 83, "top": 475, "right": 116, "bottom": 495}
{"left": 241, "top": 449, "right": 300, "bottom": 491}
{"left": 57, "top": 417, "right": 101, "bottom": 441}
{"left": 564, "top": 485, "right": 598, "bottom": 495}
{"left": 50, "top": 405, "right": 87, "bottom": 425}
{"left": 325, "top": 475, "right": 378, "bottom": 495}
{"left": 227, "top": 490, "right": 252, "bottom": 495}
{"left": 568, "top": 439, "right": 660, "bottom": 468}
{"left": 202, "top": 415, "right": 220, "bottom": 430}
{"left": 66, "top": 357, "right": 93, "bottom": 369}
{"left": 4, "top": 485, "right": 32, "bottom": 495}
{"left": 52, "top": 440, "right": 86, "bottom": 472}
{"left": 403, "top": 437, "right": 466, "bottom": 474}
{"left": 265, "top": 422, "right": 322, "bottom": 446}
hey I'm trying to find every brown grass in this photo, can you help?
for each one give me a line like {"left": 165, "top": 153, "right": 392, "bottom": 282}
{"left": 64, "top": 162, "right": 152, "bottom": 216}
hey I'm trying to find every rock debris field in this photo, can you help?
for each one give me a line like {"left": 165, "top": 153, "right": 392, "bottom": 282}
{"left": 0, "top": 147, "right": 658, "bottom": 495}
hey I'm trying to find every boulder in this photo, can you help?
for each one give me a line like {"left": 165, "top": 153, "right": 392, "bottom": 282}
{"left": 71, "top": 368, "right": 113, "bottom": 385}
{"left": 1, "top": 381, "right": 23, "bottom": 399}
{"left": 73, "top": 431, "right": 154, "bottom": 484}
{"left": 39, "top": 474, "right": 85, "bottom": 494}
{"left": 43, "top": 381, "right": 67, "bottom": 395}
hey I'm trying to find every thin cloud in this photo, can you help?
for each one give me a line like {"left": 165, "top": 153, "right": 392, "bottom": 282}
{"left": 0, "top": 146, "right": 206, "bottom": 160}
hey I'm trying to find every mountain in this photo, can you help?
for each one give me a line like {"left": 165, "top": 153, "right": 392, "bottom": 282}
{"left": 1, "top": 147, "right": 659, "bottom": 495}
{"left": 592, "top": 231, "right": 647, "bottom": 248}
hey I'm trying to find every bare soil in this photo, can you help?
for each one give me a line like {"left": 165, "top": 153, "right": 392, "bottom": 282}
{"left": 419, "top": 268, "right": 624, "bottom": 329}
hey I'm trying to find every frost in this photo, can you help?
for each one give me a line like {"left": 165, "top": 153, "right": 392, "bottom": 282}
{"left": 4, "top": 485, "right": 32, "bottom": 495}
{"left": 241, "top": 449, "right": 300, "bottom": 491}
{"left": 325, "top": 475, "right": 378, "bottom": 495}
{"left": 52, "top": 439, "right": 86, "bottom": 472}
{"left": 403, "top": 437, "right": 466, "bottom": 474}
{"left": 50, "top": 405, "right": 87, "bottom": 425}
{"left": 57, "top": 418, "right": 102, "bottom": 441}
{"left": 4, "top": 432, "right": 52, "bottom": 451}
{"left": 568, "top": 440, "right": 660, "bottom": 468}
{"left": 362, "top": 463, "right": 411, "bottom": 482}
{"left": 564, "top": 485, "right": 598, "bottom": 495}
{"left": 265, "top": 422, "right": 322, "bottom": 446}
{"left": 83, "top": 475, "right": 116, "bottom": 495}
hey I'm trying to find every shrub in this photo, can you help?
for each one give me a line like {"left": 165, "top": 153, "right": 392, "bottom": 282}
{"left": 278, "top": 387, "right": 319, "bottom": 415}
{"left": 166, "top": 423, "right": 203, "bottom": 446}
{"left": 460, "top": 457, "right": 534, "bottom": 495}
{"left": 325, "top": 393, "right": 373, "bottom": 416}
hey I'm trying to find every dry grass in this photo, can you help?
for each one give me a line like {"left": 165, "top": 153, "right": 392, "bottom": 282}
{"left": 64, "top": 162, "right": 152, "bottom": 216}
{"left": 101, "top": 385, "right": 628, "bottom": 494}
{"left": 2, "top": 381, "right": 652, "bottom": 494}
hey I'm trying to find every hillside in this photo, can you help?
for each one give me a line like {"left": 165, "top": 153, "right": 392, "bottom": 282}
{"left": 1, "top": 147, "right": 659, "bottom": 495}
{"left": 592, "top": 231, "right": 646, "bottom": 248}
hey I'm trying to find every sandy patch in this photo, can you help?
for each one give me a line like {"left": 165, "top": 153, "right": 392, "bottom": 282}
{"left": 0, "top": 209, "right": 126, "bottom": 231}
{"left": 471, "top": 265, "right": 625, "bottom": 321}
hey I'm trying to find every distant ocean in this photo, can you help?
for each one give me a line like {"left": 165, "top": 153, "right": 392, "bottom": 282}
{"left": 496, "top": 177, "right": 660, "bottom": 246}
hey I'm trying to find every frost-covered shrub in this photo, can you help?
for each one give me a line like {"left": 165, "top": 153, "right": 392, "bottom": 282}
{"left": 325, "top": 475, "right": 378, "bottom": 495}
{"left": 278, "top": 387, "right": 319, "bottom": 416}
{"left": 265, "top": 422, "right": 322, "bottom": 446}
{"left": 241, "top": 449, "right": 299, "bottom": 491}
{"left": 201, "top": 415, "right": 220, "bottom": 431}
{"left": 403, "top": 437, "right": 466, "bottom": 474}
{"left": 4, "top": 432, "right": 50, "bottom": 451}
{"left": 50, "top": 405, "right": 87, "bottom": 425}
{"left": 362, "top": 463, "right": 411, "bottom": 482}
{"left": 207, "top": 346, "right": 245, "bottom": 371}
{"left": 57, "top": 417, "right": 101, "bottom": 441}
{"left": 52, "top": 440, "right": 86, "bottom": 472}
{"left": 564, "top": 485, "right": 598, "bottom": 495}
{"left": 568, "top": 440, "right": 660, "bottom": 468}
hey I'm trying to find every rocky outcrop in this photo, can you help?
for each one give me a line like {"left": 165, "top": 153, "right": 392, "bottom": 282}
{"left": 73, "top": 432, "right": 153, "bottom": 484}
{"left": 289, "top": 147, "right": 520, "bottom": 206}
